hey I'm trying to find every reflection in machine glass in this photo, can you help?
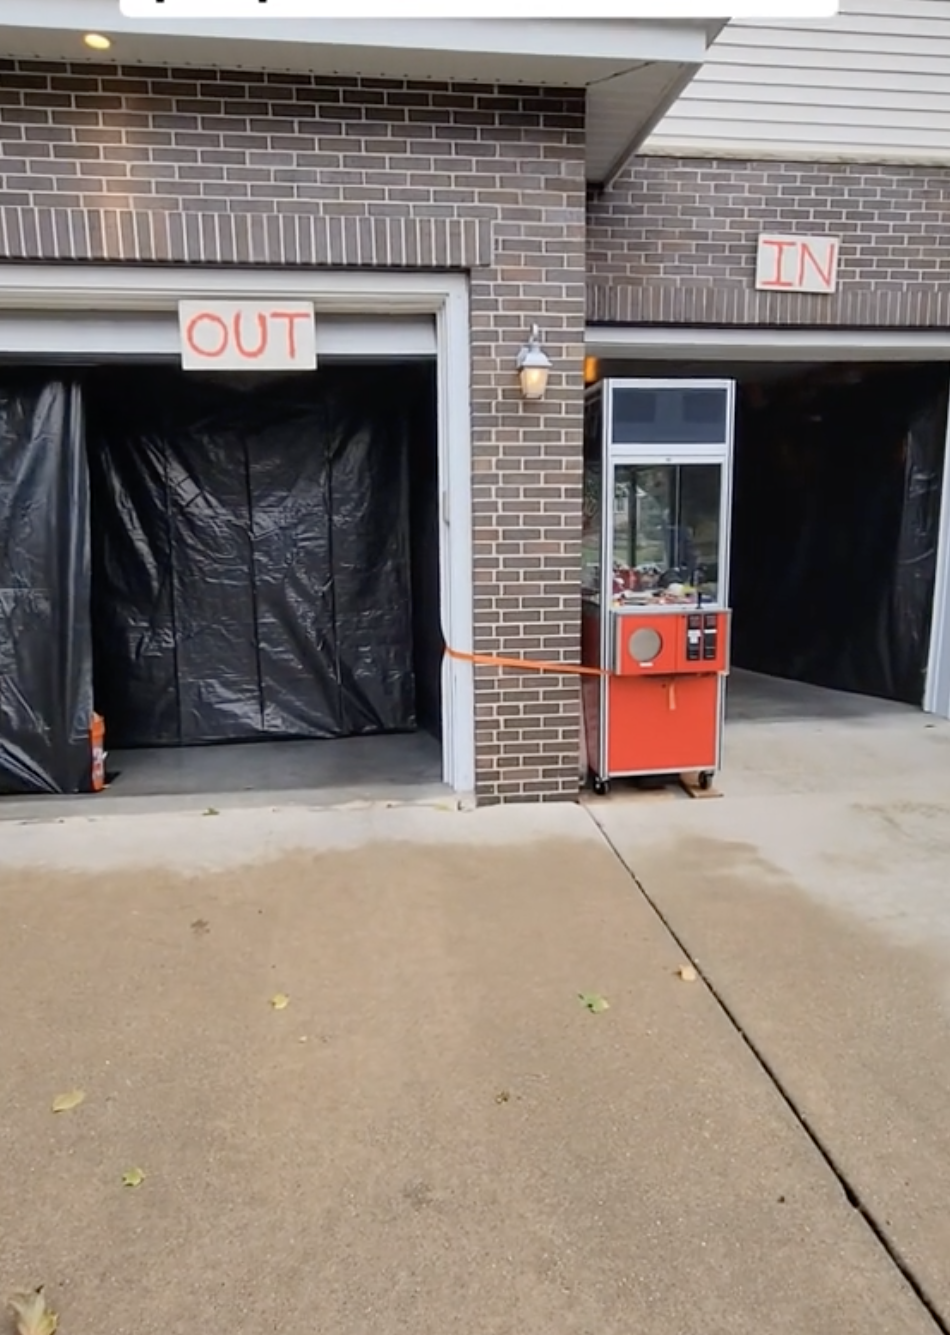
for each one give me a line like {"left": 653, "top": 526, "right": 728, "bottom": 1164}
{"left": 611, "top": 462, "right": 721, "bottom": 608}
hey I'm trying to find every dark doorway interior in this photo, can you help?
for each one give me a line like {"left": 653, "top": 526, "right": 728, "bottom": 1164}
{"left": 594, "top": 357, "right": 949, "bottom": 711}
{"left": 0, "top": 360, "right": 442, "bottom": 797}
{"left": 731, "top": 363, "right": 948, "bottom": 706}
{"left": 406, "top": 370, "right": 443, "bottom": 739}
{"left": 84, "top": 362, "right": 441, "bottom": 751}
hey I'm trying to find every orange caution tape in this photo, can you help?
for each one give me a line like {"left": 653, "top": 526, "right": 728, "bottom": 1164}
{"left": 445, "top": 645, "right": 606, "bottom": 677}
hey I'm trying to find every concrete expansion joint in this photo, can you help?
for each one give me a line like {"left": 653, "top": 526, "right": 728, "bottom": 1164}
{"left": 585, "top": 806, "right": 950, "bottom": 1335}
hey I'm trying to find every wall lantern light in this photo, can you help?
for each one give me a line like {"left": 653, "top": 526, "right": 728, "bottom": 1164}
{"left": 516, "top": 325, "right": 552, "bottom": 401}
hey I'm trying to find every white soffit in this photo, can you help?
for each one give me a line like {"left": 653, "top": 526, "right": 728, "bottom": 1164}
{"left": 0, "top": 5, "right": 713, "bottom": 82}
{"left": 587, "top": 61, "right": 705, "bottom": 184}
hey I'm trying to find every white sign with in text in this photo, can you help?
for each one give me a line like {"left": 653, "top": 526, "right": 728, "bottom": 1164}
{"left": 178, "top": 300, "right": 317, "bottom": 371}
{"left": 755, "top": 234, "right": 841, "bottom": 295}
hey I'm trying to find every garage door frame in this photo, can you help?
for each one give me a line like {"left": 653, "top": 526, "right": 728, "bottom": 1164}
{"left": 0, "top": 264, "right": 475, "bottom": 798}
{"left": 585, "top": 324, "right": 950, "bottom": 721}
{"left": 0, "top": 310, "right": 439, "bottom": 360}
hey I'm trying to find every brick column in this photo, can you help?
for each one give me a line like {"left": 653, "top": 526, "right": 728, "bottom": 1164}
{"left": 469, "top": 117, "right": 587, "bottom": 800}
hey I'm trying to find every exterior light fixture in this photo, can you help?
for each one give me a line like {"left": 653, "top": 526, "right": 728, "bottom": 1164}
{"left": 83, "top": 33, "right": 112, "bottom": 51}
{"left": 516, "top": 324, "right": 552, "bottom": 401}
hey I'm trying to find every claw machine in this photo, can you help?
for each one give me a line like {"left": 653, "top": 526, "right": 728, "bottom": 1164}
{"left": 582, "top": 378, "right": 736, "bottom": 794}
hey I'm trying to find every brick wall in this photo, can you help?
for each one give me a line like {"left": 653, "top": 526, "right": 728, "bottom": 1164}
{"left": 588, "top": 156, "right": 950, "bottom": 327}
{"left": 0, "top": 60, "right": 588, "bottom": 803}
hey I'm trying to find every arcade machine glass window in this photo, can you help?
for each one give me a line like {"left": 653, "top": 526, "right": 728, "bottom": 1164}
{"left": 611, "top": 461, "right": 722, "bottom": 607}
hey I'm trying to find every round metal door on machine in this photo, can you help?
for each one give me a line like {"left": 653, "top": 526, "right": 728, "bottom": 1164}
{"left": 580, "top": 376, "right": 735, "bottom": 796}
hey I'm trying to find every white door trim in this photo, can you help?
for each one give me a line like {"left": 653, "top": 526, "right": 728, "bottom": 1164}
{"left": 585, "top": 322, "right": 950, "bottom": 720}
{"left": 436, "top": 280, "right": 475, "bottom": 799}
{"left": 0, "top": 263, "right": 475, "bottom": 797}
{"left": 0, "top": 310, "right": 438, "bottom": 360}
{"left": 586, "top": 324, "right": 950, "bottom": 362}
{"left": 0, "top": 263, "right": 464, "bottom": 312}
{"left": 925, "top": 373, "right": 950, "bottom": 720}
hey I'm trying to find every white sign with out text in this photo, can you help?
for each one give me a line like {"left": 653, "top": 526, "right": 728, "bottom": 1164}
{"left": 178, "top": 300, "right": 318, "bottom": 371}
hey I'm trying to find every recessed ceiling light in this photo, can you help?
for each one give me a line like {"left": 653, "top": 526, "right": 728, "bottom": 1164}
{"left": 83, "top": 33, "right": 112, "bottom": 51}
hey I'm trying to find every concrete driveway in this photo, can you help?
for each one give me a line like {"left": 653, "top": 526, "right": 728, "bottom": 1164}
{"left": 594, "top": 671, "right": 950, "bottom": 1329}
{"left": 0, "top": 798, "right": 937, "bottom": 1335}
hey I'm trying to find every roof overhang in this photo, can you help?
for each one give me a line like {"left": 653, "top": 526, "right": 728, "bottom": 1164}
{"left": 0, "top": 2, "right": 724, "bottom": 185}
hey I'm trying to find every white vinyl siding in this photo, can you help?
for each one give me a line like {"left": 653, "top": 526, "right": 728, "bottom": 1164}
{"left": 643, "top": 0, "right": 950, "bottom": 164}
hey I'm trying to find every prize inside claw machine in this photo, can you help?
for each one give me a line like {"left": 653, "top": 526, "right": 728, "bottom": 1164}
{"left": 581, "top": 378, "right": 736, "bottom": 795}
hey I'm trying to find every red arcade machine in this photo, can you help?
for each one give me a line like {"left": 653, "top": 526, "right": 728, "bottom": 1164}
{"left": 581, "top": 378, "right": 736, "bottom": 795}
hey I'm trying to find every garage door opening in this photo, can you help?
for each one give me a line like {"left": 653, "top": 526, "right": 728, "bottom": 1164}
{"left": 593, "top": 357, "right": 950, "bottom": 727}
{"left": 733, "top": 362, "right": 948, "bottom": 708}
{"left": 0, "top": 361, "right": 446, "bottom": 803}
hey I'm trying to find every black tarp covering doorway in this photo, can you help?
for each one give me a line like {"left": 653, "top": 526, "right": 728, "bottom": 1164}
{"left": 84, "top": 363, "right": 436, "bottom": 750}
{"left": 731, "top": 364, "right": 948, "bottom": 705}
{"left": 0, "top": 374, "right": 93, "bottom": 794}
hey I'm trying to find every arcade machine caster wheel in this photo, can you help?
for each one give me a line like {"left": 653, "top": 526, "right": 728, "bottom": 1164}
{"left": 698, "top": 771, "right": 714, "bottom": 791}
{"left": 591, "top": 775, "right": 611, "bottom": 797}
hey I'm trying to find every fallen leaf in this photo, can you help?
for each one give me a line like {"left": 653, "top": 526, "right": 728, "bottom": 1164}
{"left": 51, "top": 1089, "right": 85, "bottom": 1113}
{"left": 121, "top": 1167, "right": 145, "bottom": 1188}
{"left": 677, "top": 965, "right": 698, "bottom": 982}
{"left": 269, "top": 993, "right": 290, "bottom": 1011}
{"left": 202, "top": 808, "right": 219, "bottom": 817}
{"left": 7, "top": 1287, "right": 58, "bottom": 1335}
{"left": 578, "top": 992, "right": 610, "bottom": 1014}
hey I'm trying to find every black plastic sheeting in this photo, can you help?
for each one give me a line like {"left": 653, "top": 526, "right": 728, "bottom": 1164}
{"left": 731, "top": 364, "right": 948, "bottom": 706}
{"left": 0, "top": 374, "right": 94, "bottom": 794}
{"left": 0, "top": 362, "right": 439, "bottom": 794}
{"left": 85, "top": 364, "right": 433, "bottom": 749}
{"left": 407, "top": 378, "right": 443, "bottom": 738}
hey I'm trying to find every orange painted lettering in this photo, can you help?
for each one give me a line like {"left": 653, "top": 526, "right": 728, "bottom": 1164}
{"left": 758, "top": 238, "right": 796, "bottom": 289}
{"left": 270, "top": 309, "right": 310, "bottom": 361}
{"left": 233, "top": 309, "right": 268, "bottom": 359}
{"left": 185, "top": 311, "right": 228, "bottom": 358}
{"left": 798, "top": 240, "right": 836, "bottom": 291}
